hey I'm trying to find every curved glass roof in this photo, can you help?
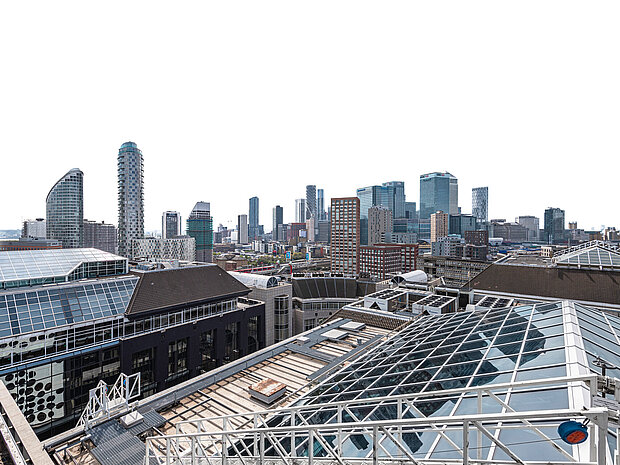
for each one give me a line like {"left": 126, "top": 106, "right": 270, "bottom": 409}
{"left": 229, "top": 271, "right": 278, "bottom": 289}
{"left": 0, "top": 248, "right": 127, "bottom": 286}
{"left": 554, "top": 245, "right": 620, "bottom": 269}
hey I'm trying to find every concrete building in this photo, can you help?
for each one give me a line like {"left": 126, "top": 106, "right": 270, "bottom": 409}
{"left": 360, "top": 243, "right": 418, "bottom": 280}
{"left": 130, "top": 236, "right": 196, "bottom": 262}
{"left": 431, "top": 234, "right": 464, "bottom": 257}
{"left": 22, "top": 218, "right": 46, "bottom": 239}
{"left": 46, "top": 168, "right": 84, "bottom": 248}
{"left": 0, "top": 237, "right": 61, "bottom": 251}
{"left": 237, "top": 214, "right": 249, "bottom": 244}
{"left": 330, "top": 197, "right": 360, "bottom": 276}
{"left": 295, "top": 198, "right": 306, "bottom": 223}
{"left": 382, "top": 231, "right": 418, "bottom": 244}
{"left": 368, "top": 205, "right": 393, "bottom": 246}
{"left": 491, "top": 221, "right": 528, "bottom": 243}
{"left": 472, "top": 186, "right": 488, "bottom": 224}
{"left": 229, "top": 272, "right": 293, "bottom": 345}
{"left": 83, "top": 220, "right": 117, "bottom": 254}
{"left": 464, "top": 229, "right": 489, "bottom": 246}
{"left": 162, "top": 211, "right": 181, "bottom": 239}
{"left": 117, "top": 142, "right": 144, "bottom": 257}
{"left": 186, "top": 202, "right": 213, "bottom": 263}
{"left": 430, "top": 211, "right": 449, "bottom": 243}
{"left": 419, "top": 172, "right": 458, "bottom": 219}
{"left": 517, "top": 215, "right": 540, "bottom": 241}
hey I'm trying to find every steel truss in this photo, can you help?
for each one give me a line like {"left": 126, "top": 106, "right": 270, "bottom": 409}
{"left": 145, "top": 375, "right": 619, "bottom": 465}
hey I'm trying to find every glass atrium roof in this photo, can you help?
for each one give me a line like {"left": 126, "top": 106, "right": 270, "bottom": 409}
{"left": 0, "top": 276, "right": 138, "bottom": 337}
{"left": 0, "top": 248, "right": 127, "bottom": 287}
{"left": 553, "top": 242, "right": 620, "bottom": 269}
{"left": 262, "top": 301, "right": 620, "bottom": 461}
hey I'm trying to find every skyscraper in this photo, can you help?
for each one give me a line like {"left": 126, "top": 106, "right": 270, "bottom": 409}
{"left": 317, "top": 189, "right": 325, "bottom": 221}
{"left": 238, "top": 214, "right": 249, "bottom": 244}
{"left": 117, "top": 141, "right": 144, "bottom": 257}
{"left": 305, "top": 185, "right": 317, "bottom": 220}
{"left": 330, "top": 197, "right": 360, "bottom": 276}
{"left": 162, "top": 211, "right": 181, "bottom": 239}
{"left": 249, "top": 196, "right": 259, "bottom": 240}
{"left": 368, "top": 206, "right": 393, "bottom": 246}
{"left": 544, "top": 207, "right": 565, "bottom": 244}
{"left": 419, "top": 172, "right": 458, "bottom": 219}
{"left": 46, "top": 168, "right": 84, "bottom": 248}
{"left": 430, "top": 211, "right": 449, "bottom": 243}
{"left": 382, "top": 181, "right": 406, "bottom": 219}
{"left": 472, "top": 187, "right": 489, "bottom": 224}
{"left": 187, "top": 202, "right": 213, "bottom": 262}
{"left": 295, "top": 199, "right": 306, "bottom": 223}
{"left": 272, "top": 205, "right": 283, "bottom": 240}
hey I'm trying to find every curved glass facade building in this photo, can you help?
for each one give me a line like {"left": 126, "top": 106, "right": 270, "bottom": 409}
{"left": 46, "top": 168, "right": 83, "bottom": 248}
{"left": 117, "top": 141, "right": 144, "bottom": 257}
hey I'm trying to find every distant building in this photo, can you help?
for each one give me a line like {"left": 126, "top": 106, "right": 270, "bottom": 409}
{"left": 360, "top": 243, "right": 418, "bottom": 280}
{"left": 186, "top": 202, "right": 213, "bottom": 263}
{"left": 0, "top": 237, "right": 61, "bottom": 251}
{"left": 117, "top": 141, "right": 144, "bottom": 257}
{"left": 491, "top": 221, "right": 528, "bottom": 243}
{"left": 130, "top": 236, "right": 196, "bottom": 261}
{"left": 455, "top": 243, "right": 488, "bottom": 261}
{"left": 418, "top": 255, "right": 489, "bottom": 287}
{"left": 272, "top": 205, "right": 283, "bottom": 238}
{"left": 46, "top": 168, "right": 84, "bottom": 248}
{"left": 472, "top": 187, "right": 488, "bottom": 224}
{"left": 382, "top": 232, "right": 418, "bottom": 244}
{"left": 431, "top": 235, "right": 464, "bottom": 257}
{"left": 449, "top": 214, "right": 477, "bottom": 236}
{"left": 368, "top": 205, "right": 393, "bottom": 246}
{"left": 295, "top": 199, "right": 306, "bottom": 223}
{"left": 419, "top": 172, "right": 458, "bottom": 219}
{"left": 305, "top": 185, "right": 316, "bottom": 220}
{"left": 331, "top": 197, "right": 360, "bottom": 276}
{"left": 544, "top": 208, "right": 565, "bottom": 244}
{"left": 464, "top": 230, "right": 489, "bottom": 246}
{"left": 517, "top": 216, "right": 540, "bottom": 241}
{"left": 306, "top": 216, "right": 315, "bottom": 242}
{"left": 83, "top": 220, "right": 117, "bottom": 254}
{"left": 382, "top": 181, "right": 406, "bottom": 219}
{"left": 237, "top": 214, "right": 249, "bottom": 244}
{"left": 430, "top": 211, "right": 449, "bottom": 243}
{"left": 162, "top": 211, "right": 181, "bottom": 239}
{"left": 316, "top": 220, "right": 330, "bottom": 243}
{"left": 287, "top": 223, "right": 306, "bottom": 245}
{"left": 317, "top": 188, "right": 326, "bottom": 220}
{"left": 22, "top": 218, "right": 46, "bottom": 239}
{"left": 249, "top": 197, "right": 260, "bottom": 240}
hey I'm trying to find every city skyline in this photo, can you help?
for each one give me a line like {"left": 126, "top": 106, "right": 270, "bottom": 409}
{"left": 1, "top": 3, "right": 619, "bottom": 233}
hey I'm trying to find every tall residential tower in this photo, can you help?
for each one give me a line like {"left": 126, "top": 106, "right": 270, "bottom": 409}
{"left": 472, "top": 187, "right": 489, "bottom": 224}
{"left": 117, "top": 141, "right": 144, "bottom": 257}
{"left": 162, "top": 211, "right": 181, "bottom": 239}
{"left": 187, "top": 202, "right": 213, "bottom": 262}
{"left": 46, "top": 168, "right": 84, "bottom": 248}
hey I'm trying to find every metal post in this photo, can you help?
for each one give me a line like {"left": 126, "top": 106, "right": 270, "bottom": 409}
{"left": 598, "top": 413, "right": 608, "bottom": 465}
{"left": 337, "top": 405, "right": 342, "bottom": 457}
{"left": 309, "top": 429, "right": 314, "bottom": 465}
{"left": 477, "top": 390, "right": 482, "bottom": 461}
{"left": 291, "top": 410, "right": 297, "bottom": 458}
{"left": 373, "top": 426, "right": 378, "bottom": 465}
{"left": 222, "top": 432, "right": 228, "bottom": 465}
{"left": 463, "top": 420, "right": 469, "bottom": 465}
{"left": 260, "top": 431, "right": 265, "bottom": 464}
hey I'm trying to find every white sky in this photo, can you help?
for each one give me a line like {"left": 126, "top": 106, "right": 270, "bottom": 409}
{"left": 1, "top": 1, "right": 618, "bottom": 233}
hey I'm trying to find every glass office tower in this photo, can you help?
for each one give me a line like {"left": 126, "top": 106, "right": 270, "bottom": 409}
{"left": 46, "top": 168, "right": 84, "bottom": 248}
{"left": 117, "top": 142, "right": 144, "bottom": 257}
{"left": 419, "top": 172, "right": 458, "bottom": 219}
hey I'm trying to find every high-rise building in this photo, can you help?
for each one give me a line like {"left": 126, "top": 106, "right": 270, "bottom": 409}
{"left": 295, "top": 199, "right": 306, "bottom": 223}
{"left": 544, "top": 207, "right": 566, "bottom": 244}
{"left": 117, "top": 141, "right": 144, "bottom": 257}
{"left": 356, "top": 185, "right": 396, "bottom": 245}
{"left": 46, "top": 168, "right": 84, "bottom": 248}
{"left": 162, "top": 211, "right": 181, "bottom": 239}
{"left": 368, "top": 205, "right": 393, "bottom": 246}
{"left": 517, "top": 216, "right": 540, "bottom": 241}
{"left": 238, "top": 214, "right": 249, "bottom": 244}
{"left": 83, "top": 220, "right": 117, "bottom": 254}
{"left": 305, "top": 185, "right": 316, "bottom": 220}
{"left": 330, "top": 197, "right": 360, "bottom": 276}
{"left": 472, "top": 187, "right": 489, "bottom": 224}
{"left": 186, "top": 202, "right": 213, "bottom": 262}
{"left": 430, "top": 211, "right": 449, "bottom": 243}
{"left": 317, "top": 189, "right": 326, "bottom": 220}
{"left": 272, "top": 205, "right": 283, "bottom": 239}
{"left": 22, "top": 218, "right": 46, "bottom": 239}
{"left": 382, "top": 181, "right": 406, "bottom": 219}
{"left": 449, "top": 214, "right": 477, "bottom": 236}
{"left": 419, "top": 172, "right": 458, "bottom": 219}
{"left": 249, "top": 197, "right": 260, "bottom": 240}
